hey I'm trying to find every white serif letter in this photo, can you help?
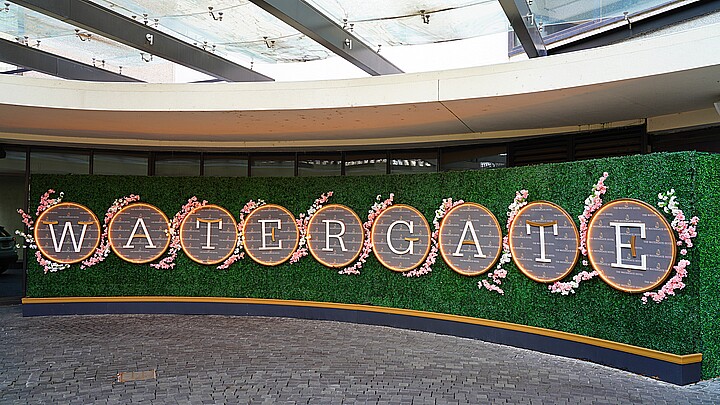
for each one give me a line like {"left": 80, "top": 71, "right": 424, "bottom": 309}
{"left": 453, "top": 221, "right": 486, "bottom": 258}
{"left": 123, "top": 218, "right": 157, "bottom": 249}
{"left": 387, "top": 220, "right": 414, "bottom": 255}
{"left": 609, "top": 222, "right": 647, "bottom": 270}
{"left": 526, "top": 221, "right": 558, "bottom": 263}
{"left": 322, "top": 219, "right": 347, "bottom": 252}
{"left": 197, "top": 218, "right": 223, "bottom": 250}
{"left": 259, "top": 219, "right": 282, "bottom": 250}
{"left": 47, "top": 221, "right": 90, "bottom": 253}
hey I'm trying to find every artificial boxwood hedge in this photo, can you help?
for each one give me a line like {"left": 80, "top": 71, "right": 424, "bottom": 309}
{"left": 25, "top": 151, "right": 720, "bottom": 378}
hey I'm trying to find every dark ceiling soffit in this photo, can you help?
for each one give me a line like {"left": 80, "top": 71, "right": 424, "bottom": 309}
{"left": 498, "top": 0, "right": 547, "bottom": 58}
{"left": 0, "top": 37, "right": 142, "bottom": 82}
{"left": 548, "top": 0, "right": 720, "bottom": 55}
{"left": 1, "top": 67, "right": 31, "bottom": 74}
{"left": 9, "top": 0, "right": 273, "bottom": 82}
{"left": 248, "top": 0, "right": 403, "bottom": 76}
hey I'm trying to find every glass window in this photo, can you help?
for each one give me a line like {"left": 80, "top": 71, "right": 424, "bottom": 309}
{"left": 0, "top": 175, "right": 27, "bottom": 262}
{"left": 441, "top": 145, "right": 506, "bottom": 171}
{"left": 30, "top": 150, "right": 90, "bottom": 174}
{"left": 298, "top": 153, "right": 342, "bottom": 177}
{"left": 250, "top": 154, "right": 295, "bottom": 177}
{"left": 0, "top": 148, "right": 26, "bottom": 174}
{"left": 344, "top": 152, "right": 387, "bottom": 176}
{"left": 93, "top": 153, "right": 148, "bottom": 176}
{"left": 390, "top": 150, "right": 438, "bottom": 174}
{"left": 155, "top": 153, "right": 200, "bottom": 177}
{"left": 204, "top": 154, "right": 248, "bottom": 177}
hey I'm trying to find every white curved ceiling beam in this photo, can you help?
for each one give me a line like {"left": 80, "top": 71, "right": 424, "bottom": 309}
{"left": 0, "top": 23, "right": 719, "bottom": 149}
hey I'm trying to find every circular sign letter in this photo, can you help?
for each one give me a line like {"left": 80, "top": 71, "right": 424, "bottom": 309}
{"left": 242, "top": 204, "right": 299, "bottom": 266}
{"left": 509, "top": 201, "right": 580, "bottom": 283}
{"left": 371, "top": 204, "right": 431, "bottom": 272}
{"left": 34, "top": 202, "right": 101, "bottom": 264}
{"left": 108, "top": 203, "right": 171, "bottom": 264}
{"left": 180, "top": 205, "right": 238, "bottom": 265}
{"left": 587, "top": 199, "right": 676, "bottom": 293}
{"left": 439, "top": 203, "right": 502, "bottom": 276}
{"left": 306, "top": 204, "right": 364, "bottom": 268}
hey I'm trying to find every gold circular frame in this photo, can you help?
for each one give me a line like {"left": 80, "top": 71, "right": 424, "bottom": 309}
{"left": 34, "top": 202, "right": 101, "bottom": 264}
{"left": 108, "top": 202, "right": 171, "bottom": 264}
{"left": 438, "top": 202, "right": 502, "bottom": 277}
{"left": 370, "top": 204, "right": 432, "bottom": 273}
{"left": 179, "top": 204, "right": 238, "bottom": 265}
{"left": 587, "top": 198, "right": 677, "bottom": 293}
{"left": 306, "top": 204, "right": 364, "bottom": 269}
{"left": 241, "top": 204, "right": 299, "bottom": 266}
{"left": 508, "top": 200, "right": 580, "bottom": 283}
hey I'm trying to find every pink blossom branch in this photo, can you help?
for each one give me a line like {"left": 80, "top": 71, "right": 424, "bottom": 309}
{"left": 151, "top": 196, "right": 207, "bottom": 270}
{"left": 479, "top": 190, "right": 528, "bottom": 294}
{"left": 339, "top": 194, "right": 394, "bottom": 275}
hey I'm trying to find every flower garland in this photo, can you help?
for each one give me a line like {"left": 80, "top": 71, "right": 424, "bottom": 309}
{"left": 216, "top": 199, "right": 265, "bottom": 270}
{"left": 403, "top": 198, "right": 463, "bottom": 278}
{"left": 290, "top": 191, "right": 334, "bottom": 264}
{"left": 80, "top": 194, "right": 140, "bottom": 269}
{"left": 338, "top": 193, "right": 394, "bottom": 275}
{"left": 642, "top": 189, "right": 698, "bottom": 303}
{"left": 16, "top": 189, "right": 70, "bottom": 273}
{"left": 548, "top": 172, "right": 608, "bottom": 295}
{"left": 151, "top": 196, "right": 207, "bottom": 270}
{"left": 479, "top": 189, "right": 528, "bottom": 294}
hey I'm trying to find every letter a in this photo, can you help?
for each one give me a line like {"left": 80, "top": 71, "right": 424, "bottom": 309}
{"left": 453, "top": 221, "right": 486, "bottom": 258}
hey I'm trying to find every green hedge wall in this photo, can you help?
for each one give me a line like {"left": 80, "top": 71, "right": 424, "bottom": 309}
{"left": 26, "top": 151, "right": 719, "bottom": 377}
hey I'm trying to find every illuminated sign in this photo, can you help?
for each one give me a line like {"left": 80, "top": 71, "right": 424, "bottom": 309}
{"left": 509, "top": 201, "right": 580, "bottom": 283}
{"left": 306, "top": 204, "right": 364, "bottom": 268}
{"left": 180, "top": 205, "right": 238, "bottom": 265}
{"left": 30, "top": 192, "right": 685, "bottom": 295}
{"left": 587, "top": 199, "right": 676, "bottom": 293}
{"left": 371, "top": 204, "right": 431, "bottom": 272}
{"left": 242, "top": 204, "right": 299, "bottom": 266}
{"left": 438, "top": 203, "right": 502, "bottom": 276}
{"left": 108, "top": 203, "right": 171, "bottom": 264}
{"left": 34, "top": 202, "right": 101, "bottom": 264}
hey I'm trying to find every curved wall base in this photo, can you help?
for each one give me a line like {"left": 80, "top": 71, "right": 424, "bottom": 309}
{"left": 22, "top": 297, "right": 701, "bottom": 386}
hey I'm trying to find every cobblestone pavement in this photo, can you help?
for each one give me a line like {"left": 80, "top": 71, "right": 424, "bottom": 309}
{"left": 1, "top": 305, "right": 720, "bottom": 404}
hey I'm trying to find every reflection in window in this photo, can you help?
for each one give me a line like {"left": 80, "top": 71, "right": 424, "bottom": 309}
{"left": 298, "top": 153, "right": 342, "bottom": 177}
{"left": 344, "top": 152, "right": 387, "bottom": 176}
{"left": 155, "top": 153, "right": 200, "bottom": 177}
{"left": 204, "top": 154, "right": 248, "bottom": 177}
{"left": 441, "top": 145, "right": 506, "bottom": 171}
{"left": 30, "top": 150, "right": 90, "bottom": 174}
{"left": 250, "top": 154, "right": 295, "bottom": 177}
{"left": 94, "top": 153, "right": 148, "bottom": 176}
{"left": 390, "top": 150, "right": 437, "bottom": 174}
{"left": 0, "top": 148, "right": 26, "bottom": 174}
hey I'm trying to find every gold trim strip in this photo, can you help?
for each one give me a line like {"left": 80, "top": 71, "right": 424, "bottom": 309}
{"left": 21, "top": 296, "right": 701, "bottom": 365}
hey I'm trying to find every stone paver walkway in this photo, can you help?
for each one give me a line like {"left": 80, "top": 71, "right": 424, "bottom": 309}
{"left": 1, "top": 305, "right": 719, "bottom": 404}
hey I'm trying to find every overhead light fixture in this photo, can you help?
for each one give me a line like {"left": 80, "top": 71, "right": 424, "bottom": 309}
{"left": 714, "top": 101, "right": 720, "bottom": 116}
{"left": 420, "top": 10, "right": 430, "bottom": 24}
{"left": 75, "top": 29, "right": 92, "bottom": 42}
{"left": 263, "top": 36, "right": 275, "bottom": 49}
{"left": 208, "top": 6, "right": 223, "bottom": 21}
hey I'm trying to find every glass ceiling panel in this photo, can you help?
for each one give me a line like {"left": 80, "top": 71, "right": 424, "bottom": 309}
{"left": 528, "top": 0, "right": 679, "bottom": 38}
{"left": 91, "top": 0, "right": 332, "bottom": 64}
{"left": 0, "top": 3, "right": 180, "bottom": 82}
{"left": 305, "top": 0, "right": 508, "bottom": 46}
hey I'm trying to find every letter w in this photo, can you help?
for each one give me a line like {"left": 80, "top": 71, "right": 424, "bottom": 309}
{"left": 48, "top": 222, "right": 89, "bottom": 253}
